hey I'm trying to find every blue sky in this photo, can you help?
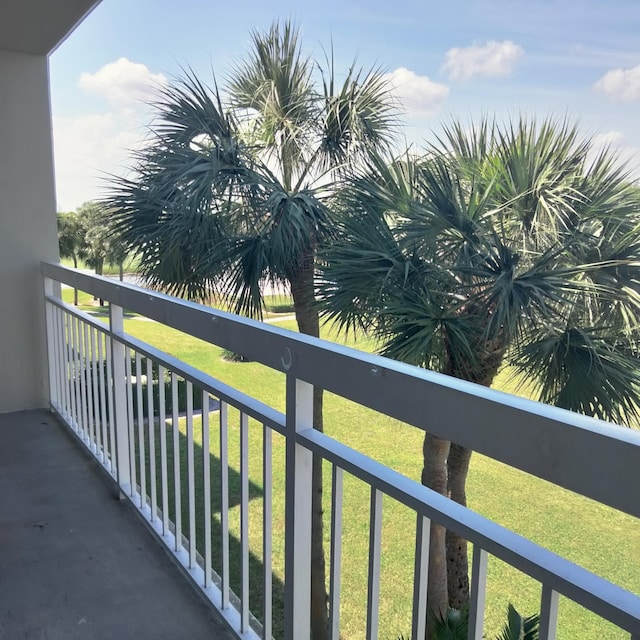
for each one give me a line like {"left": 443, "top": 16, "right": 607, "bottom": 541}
{"left": 50, "top": 0, "right": 640, "bottom": 211}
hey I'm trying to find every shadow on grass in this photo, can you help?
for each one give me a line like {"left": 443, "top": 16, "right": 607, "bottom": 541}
{"left": 74, "top": 357, "right": 287, "bottom": 638}
{"left": 133, "top": 411, "right": 286, "bottom": 640}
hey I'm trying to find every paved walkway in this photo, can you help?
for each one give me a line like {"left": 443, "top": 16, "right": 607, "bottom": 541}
{"left": 0, "top": 409, "right": 232, "bottom": 640}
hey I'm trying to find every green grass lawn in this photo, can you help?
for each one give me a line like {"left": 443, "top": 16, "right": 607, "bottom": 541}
{"left": 59, "top": 255, "right": 141, "bottom": 276}
{"left": 63, "top": 287, "right": 640, "bottom": 639}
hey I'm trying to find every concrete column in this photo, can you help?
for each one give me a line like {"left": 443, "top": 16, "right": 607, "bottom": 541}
{"left": 0, "top": 49, "right": 59, "bottom": 412}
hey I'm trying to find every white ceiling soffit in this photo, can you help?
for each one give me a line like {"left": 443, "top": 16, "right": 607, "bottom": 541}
{"left": 0, "top": 0, "right": 101, "bottom": 56}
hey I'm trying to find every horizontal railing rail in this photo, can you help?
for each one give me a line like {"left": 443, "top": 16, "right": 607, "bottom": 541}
{"left": 299, "top": 428, "right": 640, "bottom": 633}
{"left": 42, "top": 262, "right": 640, "bottom": 640}
{"left": 41, "top": 262, "right": 640, "bottom": 520}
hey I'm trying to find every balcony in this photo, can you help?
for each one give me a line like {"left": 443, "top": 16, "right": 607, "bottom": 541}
{"left": 0, "top": 3, "right": 638, "bottom": 637}
{"left": 0, "top": 408, "right": 231, "bottom": 639}
{"left": 10, "top": 260, "right": 635, "bottom": 640}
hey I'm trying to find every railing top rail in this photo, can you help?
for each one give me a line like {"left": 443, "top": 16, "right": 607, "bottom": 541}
{"left": 43, "top": 262, "right": 640, "bottom": 519}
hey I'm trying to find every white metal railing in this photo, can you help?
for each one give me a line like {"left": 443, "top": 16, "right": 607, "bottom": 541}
{"left": 42, "top": 262, "right": 640, "bottom": 640}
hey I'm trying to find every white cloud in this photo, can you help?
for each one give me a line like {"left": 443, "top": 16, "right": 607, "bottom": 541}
{"left": 53, "top": 58, "right": 167, "bottom": 210}
{"left": 594, "top": 65, "right": 640, "bottom": 102}
{"left": 590, "top": 131, "right": 640, "bottom": 177}
{"left": 385, "top": 67, "right": 449, "bottom": 119}
{"left": 443, "top": 40, "right": 524, "bottom": 81}
{"left": 592, "top": 130, "right": 625, "bottom": 148}
{"left": 79, "top": 57, "right": 167, "bottom": 106}
{"left": 52, "top": 109, "right": 152, "bottom": 211}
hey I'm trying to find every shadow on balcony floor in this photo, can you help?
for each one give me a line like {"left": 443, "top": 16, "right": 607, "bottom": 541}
{"left": 0, "top": 409, "right": 232, "bottom": 640}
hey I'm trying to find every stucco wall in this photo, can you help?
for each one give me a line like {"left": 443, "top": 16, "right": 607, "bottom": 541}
{"left": 0, "top": 49, "right": 59, "bottom": 412}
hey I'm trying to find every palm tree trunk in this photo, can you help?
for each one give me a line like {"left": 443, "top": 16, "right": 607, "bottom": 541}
{"left": 446, "top": 443, "right": 472, "bottom": 609}
{"left": 443, "top": 347, "right": 503, "bottom": 611}
{"left": 421, "top": 432, "right": 450, "bottom": 635}
{"left": 290, "top": 257, "right": 328, "bottom": 640}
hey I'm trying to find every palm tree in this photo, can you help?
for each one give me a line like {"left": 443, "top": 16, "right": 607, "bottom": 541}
{"left": 320, "top": 116, "right": 640, "bottom": 623}
{"left": 78, "top": 201, "right": 128, "bottom": 278}
{"left": 57, "top": 210, "right": 86, "bottom": 305}
{"left": 106, "top": 20, "right": 398, "bottom": 640}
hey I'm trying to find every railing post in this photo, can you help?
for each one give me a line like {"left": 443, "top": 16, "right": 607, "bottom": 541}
{"left": 43, "top": 277, "right": 59, "bottom": 410}
{"left": 284, "top": 374, "right": 313, "bottom": 640}
{"left": 109, "top": 303, "right": 131, "bottom": 494}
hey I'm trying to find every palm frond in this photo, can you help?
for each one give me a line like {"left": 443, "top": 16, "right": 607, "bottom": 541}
{"left": 429, "top": 605, "right": 469, "bottom": 640}
{"left": 497, "top": 603, "right": 540, "bottom": 640}
{"left": 323, "top": 115, "right": 640, "bottom": 424}
{"left": 511, "top": 325, "right": 640, "bottom": 424}
{"left": 316, "top": 52, "right": 399, "bottom": 174}
{"left": 228, "top": 20, "right": 316, "bottom": 189}
{"left": 105, "top": 54, "right": 341, "bottom": 316}
{"left": 493, "top": 117, "right": 588, "bottom": 248}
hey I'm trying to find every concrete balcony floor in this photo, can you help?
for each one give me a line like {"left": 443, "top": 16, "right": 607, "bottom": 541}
{"left": 0, "top": 409, "right": 231, "bottom": 640}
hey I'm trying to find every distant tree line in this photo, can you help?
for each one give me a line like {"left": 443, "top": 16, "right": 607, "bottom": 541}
{"left": 57, "top": 201, "right": 128, "bottom": 304}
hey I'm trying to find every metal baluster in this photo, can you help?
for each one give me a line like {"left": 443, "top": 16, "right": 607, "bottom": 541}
{"left": 71, "top": 316, "right": 81, "bottom": 432}
{"left": 78, "top": 319, "right": 88, "bottom": 440}
{"left": 136, "top": 352, "right": 146, "bottom": 508}
{"left": 147, "top": 358, "right": 157, "bottom": 522}
{"left": 202, "top": 391, "right": 211, "bottom": 588}
{"left": 52, "top": 305, "right": 64, "bottom": 414}
{"left": 90, "top": 327, "right": 100, "bottom": 455}
{"left": 125, "top": 348, "right": 136, "bottom": 496}
{"left": 43, "top": 279, "right": 58, "bottom": 411}
{"left": 83, "top": 322, "right": 94, "bottom": 449}
{"left": 158, "top": 365, "right": 169, "bottom": 536}
{"left": 263, "top": 423, "right": 273, "bottom": 640}
{"left": 57, "top": 307, "right": 66, "bottom": 413}
{"left": 366, "top": 487, "right": 383, "bottom": 640}
{"left": 220, "top": 401, "right": 230, "bottom": 608}
{"left": 62, "top": 310, "right": 72, "bottom": 420}
{"left": 329, "top": 465, "right": 344, "bottom": 640}
{"left": 105, "top": 336, "right": 116, "bottom": 475}
{"left": 172, "top": 372, "right": 181, "bottom": 552}
{"left": 109, "top": 304, "right": 130, "bottom": 491}
{"left": 186, "top": 381, "right": 196, "bottom": 568}
{"left": 240, "top": 411, "right": 249, "bottom": 634}
{"left": 412, "top": 514, "right": 430, "bottom": 640}
{"left": 97, "top": 331, "right": 108, "bottom": 464}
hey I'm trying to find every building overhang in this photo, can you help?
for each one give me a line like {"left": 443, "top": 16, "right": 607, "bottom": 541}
{"left": 0, "top": 0, "right": 101, "bottom": 56}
